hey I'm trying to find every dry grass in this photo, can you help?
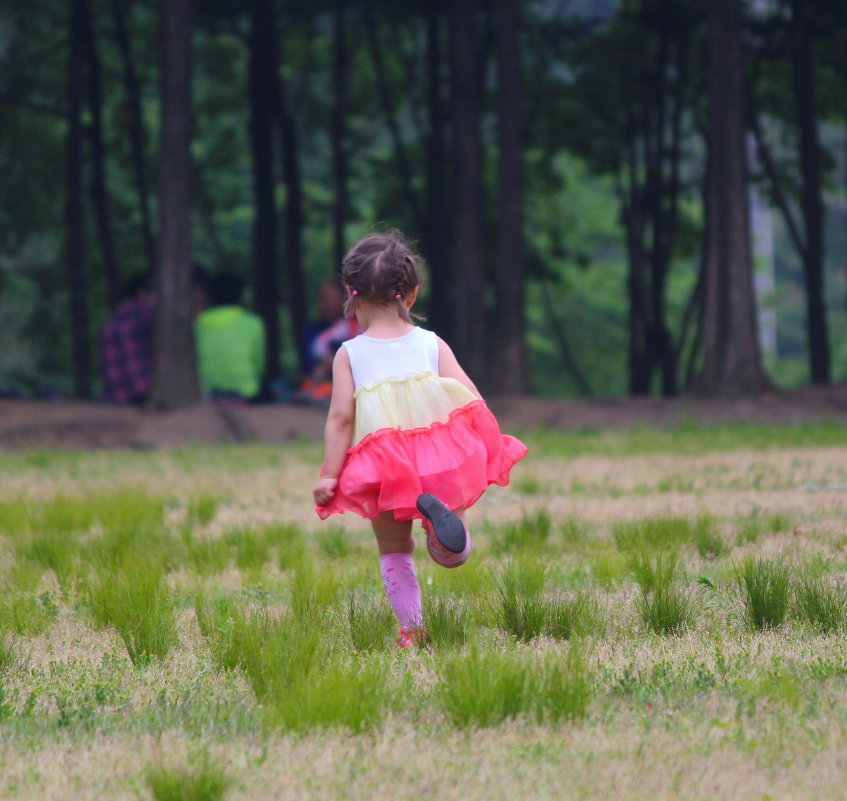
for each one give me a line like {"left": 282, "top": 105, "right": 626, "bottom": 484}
{"left": 0, "top": 432, "right": 846, "bottom": 799}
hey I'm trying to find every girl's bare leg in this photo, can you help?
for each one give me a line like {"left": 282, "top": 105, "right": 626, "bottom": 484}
{"left": 371, "top": 512, "right": 414, "bottom": 555}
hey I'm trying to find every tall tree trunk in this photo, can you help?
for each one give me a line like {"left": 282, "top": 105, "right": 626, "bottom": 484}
{"left": 449, "top": 0, "right": 486, "bottom": 383}
{"left": 644, "top": 0, "right": 678, "bottom": 397}
{"left": 272, "top": 61, "right": 307, "bottom": 376}
{"left": 66, "top": 0, "right": 92, "bottom": 399}
{"left": 789, "top": 0, "right": 830, "bottom": 384}
{"left": 425, "top": 0, "right": 451, "bottom": 339}
{"left": 491, "top": 0, "right": 529, "bottom": 394}
{"left": 363, "top": 1, "right": 424, "bottom": 231}
{"left": 149, "top": 0, "right": 200, "bottom": 409}
{"left": 331, "top": 0, "right": 349, "bottom": 269}
{"left": 110, "top": 0, "right": 155, "bottom": 273}
{"left": 693, "top": 0, "right": 768, "bottom": 395}
{"left": 80, "top": 0, "right": 120, "bottom": 308}
{"left": 248, "top": 0, "right": 278, "bottom": 389}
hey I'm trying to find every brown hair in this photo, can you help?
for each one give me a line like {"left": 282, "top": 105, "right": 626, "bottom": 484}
{"left": 341, "top": 231, "right": 423, "bottom": 322}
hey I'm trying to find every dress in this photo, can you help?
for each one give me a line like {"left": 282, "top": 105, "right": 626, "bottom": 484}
{"left": 315, "top": 327, "right": 527, "bottom": 521}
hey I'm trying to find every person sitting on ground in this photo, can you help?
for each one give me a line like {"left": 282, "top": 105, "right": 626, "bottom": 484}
{"left": 100, "top": 272, "right": 155, "bottom": 405}
{"left": 295, "top": 279, "right": 361, "bottom": 404}
{"left": 195, "top": 271, "right": 266, "bottom": 404}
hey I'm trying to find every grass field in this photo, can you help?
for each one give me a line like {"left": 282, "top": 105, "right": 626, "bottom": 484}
{"left": 1, "top": 423, "right": 847, "bottom": 800}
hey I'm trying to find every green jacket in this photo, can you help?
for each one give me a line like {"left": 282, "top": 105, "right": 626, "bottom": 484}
{"left": 195, "top": 306, "right": 265, "bottom": 398}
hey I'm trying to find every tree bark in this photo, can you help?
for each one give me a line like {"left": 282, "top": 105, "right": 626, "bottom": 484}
{"left": 65, "top": 0, "right": 92, "bottom": 399}
{"left": 80, "top": 0, "right": 120, "bottom": 308}
{"left": 149, "top": 0, "right": 200, "bottom": 410}
{"left": 110, "top": 0, "right": 155, "bottom": 273}
{"left": 272, "top": 57, "right": 307, "bottom": 377}
{"left": 448, "top": 0, "right": 486, "bottom": 383}
{"left": 491, "top": 0, "right": 530, "bottom": 394}
{"left": 789, "top": 0, "right": 830, "bottom": 384}
{"left": 424, "top": 0, "right": 452, "bottom": 339}
{"left": 692, "top": 0, "right": 768, "bottom": 395}
{"left": 248, "top": 0, "right": 279, "bottom": 388}
{"left": 331, "top": 0, "right": 349, "bottom": 269}
{"left": 363, "top": 1, "right": 424, "bottom": 231}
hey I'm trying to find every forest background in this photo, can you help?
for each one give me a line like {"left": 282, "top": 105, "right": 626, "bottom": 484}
{"left": 2, "top": 0, "right": 847, "bottom": 406}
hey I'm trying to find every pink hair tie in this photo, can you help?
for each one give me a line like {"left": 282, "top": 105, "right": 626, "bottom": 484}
{"left": 394, "top": 293, "right": 401, "bottom": 299}
{"left": 351, "top": 289, "right": 358, "bottom": 296}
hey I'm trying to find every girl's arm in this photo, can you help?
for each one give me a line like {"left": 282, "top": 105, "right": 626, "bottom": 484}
{"left": 436, "top": 336, "right": 482, "bottom": 399}
{"left": 313, "top": 347, "right": 356, "bottom": 505}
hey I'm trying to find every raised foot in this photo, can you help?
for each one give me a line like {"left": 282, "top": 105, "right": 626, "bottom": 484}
{"left": 416, "top": 493, "right": 466, "bottom": 554}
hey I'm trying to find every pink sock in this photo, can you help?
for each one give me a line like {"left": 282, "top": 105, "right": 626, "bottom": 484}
{"left": 425, "top": 521, "right": 472, "bottom": 569}
{"left": 379, "top": 553, "right": 422, "bottom": 628}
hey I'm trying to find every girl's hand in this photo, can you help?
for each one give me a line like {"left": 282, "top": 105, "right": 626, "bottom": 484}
{"left": 313, "top": 476, "right": 338, "bottom": 506}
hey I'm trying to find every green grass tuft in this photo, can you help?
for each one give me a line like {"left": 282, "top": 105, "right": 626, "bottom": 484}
{"left": 633, "top": 553, "right": 694, "bottom": 635}
{"left": 186, "top": 494, "right": 220, "bottom": 528}
{"left": 265, "top": 660, "right": 388, "bottom": 733}
{"left": 88, "top": 563, "right": 178, "bottom": 665}
{"left": 316, "top": 526, "right": 354, "bottom": 559}
{"left": 145, "top": 753, "right": 233, "bottom": 801}
{"left": 545, "top": 591, "right": 604, "bottom": 640}
{"left": 736, "top": 556, "right": 792, "bottom": 630}
{"left": 795, "top": 574, "right": 847, "bottom": 633}
{"left": 488, "top": 510, "right": 552, "bottom": 554}
{"left": 691, "top": 514, "right": 727, "bottom": 558}
{"left": 437, "top": 643, "right": 592, "bottom": 728}
{"left": 346, "top": 593, "right": 395, "bottom": 651}
{"left": 208, "top": 606, "right": 319, "bottom": 699}
{"left": 422, "top": 595, "right": 469, "bottom": 648}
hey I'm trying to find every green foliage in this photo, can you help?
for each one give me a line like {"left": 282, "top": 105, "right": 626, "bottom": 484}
{"left": 614, "top": 517, "right": 698, "bottom": 553}
{"left": 265, "top": 660, "right": 389, "bottom": 734}
{"left": 494, "top": 560, "right": 548, "bottom": 641}
{"left": 545, "top": 591, "right": 605, "bottom": 640}
{"left": 0, "top": 593, "right": 58, "bottom": 637}
{"left": 88, "top": 564, "right": 178, "bottom": 666}
{"left": 691, "top": 515, "right": 727, "bottom": 558}
{"left": 631, "top": 552, "right": 694, "bottom": 635}
{"left": 316, "top": 526, "right": 354, "bottom": 559}
{"left": 206, "top": 605, "right": 319, "bottom": 700}
{"left": 795, "top": 575, "right": 847, "bottom": 633}
{"left": 186, "top": 495, "right": 220, "bottom": 528}
{"left": 736, "top": 511, "right": 793, "bottom": 544}
{"left": 346, "top": 593, "right": 395, "bottom": 652}
{"left": 0, "top": 633, "right": 22, "bottom": 672}
{"left": 437, "top": 644, "right": 592, "bottom": 728}
{"left": 637, "top": 581, "right": 695, "bottom": 636}
{"left": 222, "top": 527, "right": 272, "bottom": 571}
{"left": 145, "top": 753, "right": 233, "bottom": 801}
{"left": 736, "top": 557, "right": 792, "bottom": 631}
{"left": 422, "top": 595, "right": 469, "bottom": 649}
{"left": 488, "top": 510, "right": 553, "bottom": 554}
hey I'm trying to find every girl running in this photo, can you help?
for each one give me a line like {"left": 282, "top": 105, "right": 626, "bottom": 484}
{"left": 313, "top": 232, "right": 527, "bottom": 646}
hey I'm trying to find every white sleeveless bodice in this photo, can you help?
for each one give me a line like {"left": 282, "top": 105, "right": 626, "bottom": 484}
{"left": 340, "top": 327, "right": 476, "bottom": 445}
{"left": 342, "top": 327, "right": 439, "bottom": 389}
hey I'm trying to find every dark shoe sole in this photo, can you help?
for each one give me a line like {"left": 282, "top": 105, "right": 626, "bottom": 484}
{"left": 416, "top": 493, "right": 466, "bottom": 554}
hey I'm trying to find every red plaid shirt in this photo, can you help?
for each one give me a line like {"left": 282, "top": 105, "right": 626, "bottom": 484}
{"left": 100, "top": 298, "right": 155, "bottom": 403}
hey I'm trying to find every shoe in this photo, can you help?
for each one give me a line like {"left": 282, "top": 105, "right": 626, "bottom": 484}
{"left": 416, "top": 493, "right": 466, "bottom": 554}
{"left": 395, "top": 626, "right": 427, "bottom": 648}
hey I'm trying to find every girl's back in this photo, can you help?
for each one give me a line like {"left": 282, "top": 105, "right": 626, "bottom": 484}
{"left": 343, "top": 326, "right": 438, "bottom": 389}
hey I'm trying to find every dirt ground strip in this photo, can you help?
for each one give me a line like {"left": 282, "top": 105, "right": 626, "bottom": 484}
{"left": 0, "top": 383, "right": 846, "bottom": 450}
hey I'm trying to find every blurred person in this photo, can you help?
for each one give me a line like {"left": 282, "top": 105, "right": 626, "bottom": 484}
{"left": 195, "top": 271, "right": 265, "bottom": 403}
{"left": 295, "top": 279, "right": 361, "bottom": 404}
{"left": 100, "top": 272, "right": 155, "bottom": 405}
{"left": 301, "top": 279, "right": 361, "bottom": 375}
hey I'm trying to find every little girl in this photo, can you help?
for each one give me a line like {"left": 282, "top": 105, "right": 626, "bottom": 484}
{"left": 313, "top": 232, "right": 527, "bottom": 646}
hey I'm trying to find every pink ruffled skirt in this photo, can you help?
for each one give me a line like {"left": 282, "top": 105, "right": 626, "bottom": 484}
{"left": 315, "top": 399, "right": 527, "bottom": 521}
